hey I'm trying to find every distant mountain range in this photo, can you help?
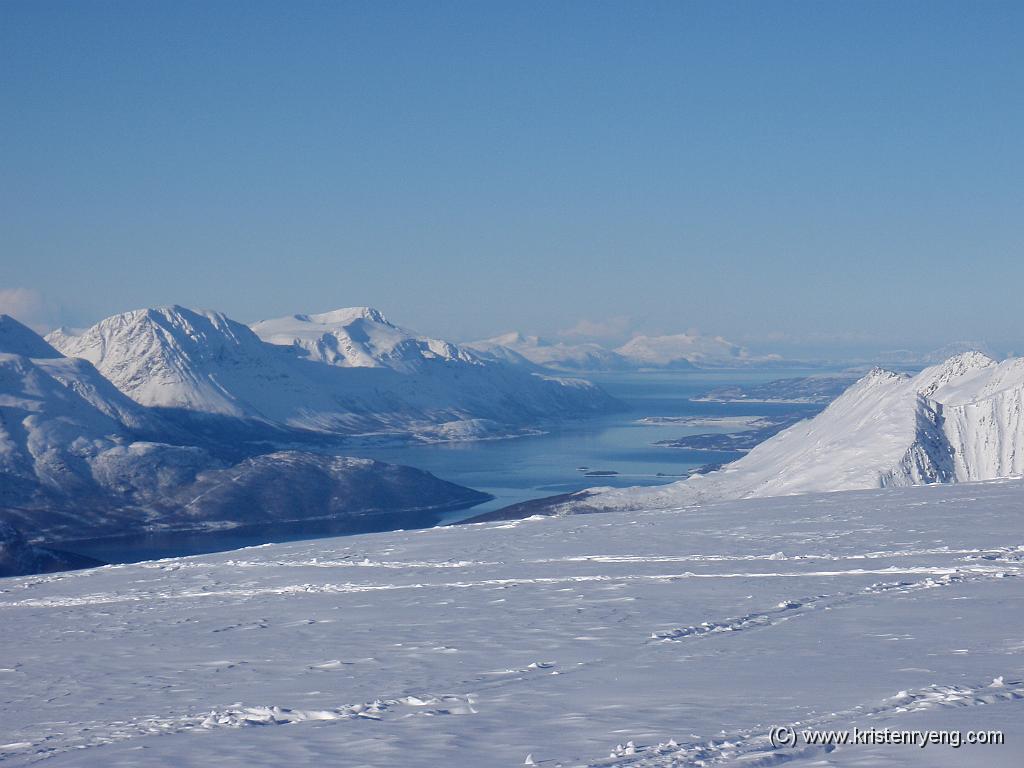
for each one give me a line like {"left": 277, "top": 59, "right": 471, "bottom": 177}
{"left": 467, "top": 330, "right": 1012, "bottom": 373}
{"left": 1, "top": 307, "right": 627, "bottom": 574}
{"left": 475, "top": 351, "right": 1024, "bottom": 520}
{"left": 875, "top": 340, "right": 1002, "bottom": 365}
{"left": 47, "top": 306, "right": 620, "bottom": 442}
{"left": 467, "top": 330, "right": 783, "bottom": 371}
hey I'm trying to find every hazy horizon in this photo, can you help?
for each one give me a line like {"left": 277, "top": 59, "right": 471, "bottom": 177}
{"left": 3, "top": 1, "right": 1022, "bottom": 356}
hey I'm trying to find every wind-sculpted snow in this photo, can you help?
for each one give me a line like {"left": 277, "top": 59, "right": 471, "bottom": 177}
{"left": 48, "top": 306, "right": 620, "bottom": 442}
{"left": 3, "top": 479, "right": 1024, "bottom": 766}
{"left": 513, "top": 351, "right": 1024, "bottom": 517}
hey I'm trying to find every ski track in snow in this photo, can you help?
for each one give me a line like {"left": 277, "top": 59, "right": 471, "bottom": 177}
{"left": 585, "top": 676, "right": 1024, "bottom": 767}
{"left": 649, "top": 560, "right": 1022, "bottom": 643}
{"left": 3, "top": 564, "right": 1020, "bottom": 611}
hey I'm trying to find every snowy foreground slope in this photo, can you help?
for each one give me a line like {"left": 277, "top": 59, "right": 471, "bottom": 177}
{"left": 3, "top": 479, "right": 1024, "bottom": 767}
{"left": 48, "top": 306, "right": 618, "bottom": 442}
{"left": 520, "top": 352, "right": 1024, "bottom": 516}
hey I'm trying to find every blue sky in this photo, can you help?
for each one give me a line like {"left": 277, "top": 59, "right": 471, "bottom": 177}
{"left": 2, "top": 1, "right": 1022, "bottom": 355}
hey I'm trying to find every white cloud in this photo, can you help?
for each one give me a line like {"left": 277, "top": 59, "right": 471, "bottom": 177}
{"left": 0, "top": 287, "right": 55, "bottom": 333}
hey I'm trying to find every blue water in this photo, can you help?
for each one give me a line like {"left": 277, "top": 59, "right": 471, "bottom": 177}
{"left": 60, "top": 369, "right": 825, "bottom": 564}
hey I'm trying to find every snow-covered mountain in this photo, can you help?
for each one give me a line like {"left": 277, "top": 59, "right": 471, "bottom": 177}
{"left": 468, "top": 329, "right": 782, "bottom": 371}
{"left": 48, "top": 306, "right": 619, "bottom": 442}
{"left": 46, "top": 306, "right": 297, "bottom": 420}
{"left": 467, "top": 332, "right": 633, "bottom": 371}
{"left": 615, "top": 332, "right": 779, "bottom": 368}
{"left": 876, "top": 340, "right": 1001, "bottom": 365}
{"left": 492, "top": 351, "right": 1024, "bottom": 517}
{"left": 1, "top": 315, "right": 489, "bottom": 551}
{"left": 252, "top": 307, "right": 479, "bottom": 374}
{"left": 1, "top": 318, "right": 169, "bottom": 520}
{"left": 0, "top": 314, "right": 64, "bottom": 359}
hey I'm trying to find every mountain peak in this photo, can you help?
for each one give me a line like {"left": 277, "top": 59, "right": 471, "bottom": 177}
{"left": 46, "top": 306, "right": 271, "bottom": 416}
{"left": 916, "top": 351, "right": 997, "bottom": 398}
{"left": 136, "top": 305, "right": 234, "bottom": 329}
{"left": 860, "top": 366, "right": 905, "bottom": 384}
{"left": 252, "top": 307, "right": 482, "bottom": 372}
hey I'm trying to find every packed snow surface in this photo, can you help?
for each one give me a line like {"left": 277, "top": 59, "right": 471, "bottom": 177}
{"left": 3, "top": 479, "right": 1024, "bottom": 766}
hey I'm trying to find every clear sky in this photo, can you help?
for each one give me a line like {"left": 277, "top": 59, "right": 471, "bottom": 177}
{"left": 2, "top": 1, "right": 1022, "bottom": 355}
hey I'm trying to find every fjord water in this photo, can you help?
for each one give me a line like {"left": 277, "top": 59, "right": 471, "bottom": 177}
{"left": 63, "top": 370, "right": 824, "bottom": 564}
{"left": 358, "top": 369, "right": 825, "bottom": 520}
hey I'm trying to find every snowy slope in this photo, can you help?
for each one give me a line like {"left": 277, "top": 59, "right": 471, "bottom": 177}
{"left": 49, "top": 306, "right": 620, "bottom": 441}
{"left": 514, "top": 352, "right": 1024, "bottom": 515}
{"left": 3, "top": 479, "right": 1023, "bottom": 766}
{"left": 0, "top": 314, "right": 63, "bottom": 359}
{"left": 0, "top": 342, "right": 209, "bottom": 538}
{"left": 0, "top": 349, "right": 485, "bottom": 543}
{"left": 0, "top": 317, "right": 166, "bottom": 505}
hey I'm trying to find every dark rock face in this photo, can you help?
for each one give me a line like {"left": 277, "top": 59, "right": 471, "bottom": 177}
{"left": 0, "top": 522, "right": 105, "bottom": 578}
{"left": 158, "top": 452, "right": 491, "bottom": 528}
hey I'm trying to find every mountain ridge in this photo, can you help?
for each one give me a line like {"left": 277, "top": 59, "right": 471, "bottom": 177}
{"left": 48, "top": 305, "right": 621, "bottom": 443}
{"left": 467, "top": 329, "right": 785, "bottom": 371}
